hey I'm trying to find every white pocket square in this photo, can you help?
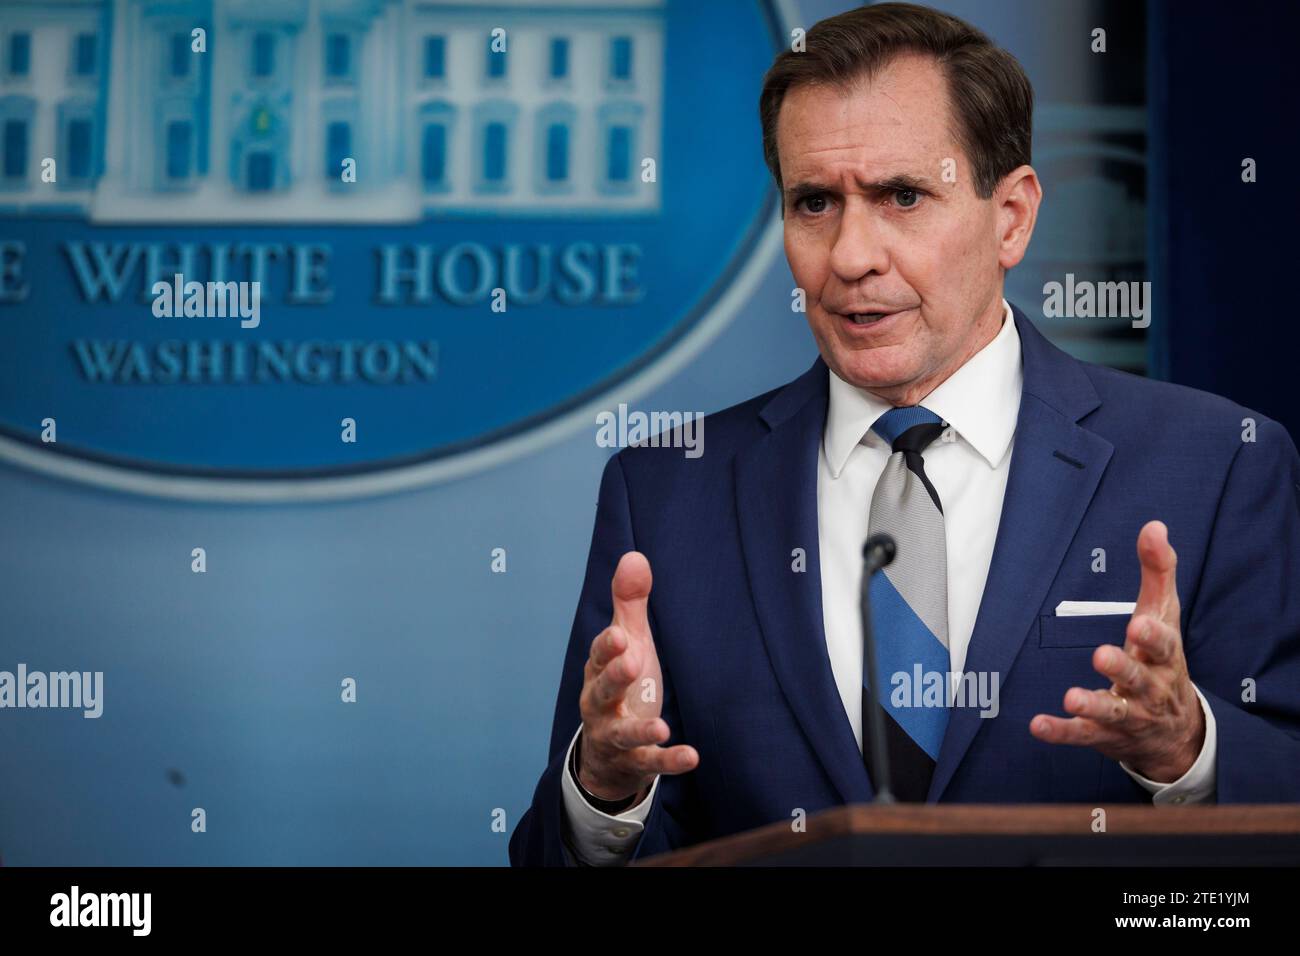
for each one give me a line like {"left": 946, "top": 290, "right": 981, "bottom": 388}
{"left": 1055, "top": 601, "right": 1137, "bottom": 617}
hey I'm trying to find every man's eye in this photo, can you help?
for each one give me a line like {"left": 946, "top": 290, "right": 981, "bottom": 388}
{"left": 893, "top": 189, "right": 920, "bottom": 209}
{"left": 799, "top": 194, "right": 829, "bottom": 214}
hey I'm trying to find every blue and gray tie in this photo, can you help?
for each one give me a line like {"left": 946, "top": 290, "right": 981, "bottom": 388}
{"left": 862, "top": 406, "right": 951, "bottom": 802}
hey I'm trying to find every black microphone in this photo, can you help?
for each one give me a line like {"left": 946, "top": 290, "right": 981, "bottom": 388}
{"left": 860, "top": 533, "right": 898, "bottom": 804}
{"left": 863, "top": 534, "right": 896, "bottom": 574}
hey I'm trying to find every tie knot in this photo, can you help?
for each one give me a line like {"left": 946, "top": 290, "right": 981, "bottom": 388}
{"left": 871, "top": 406, "right": 946, "bottom": 454}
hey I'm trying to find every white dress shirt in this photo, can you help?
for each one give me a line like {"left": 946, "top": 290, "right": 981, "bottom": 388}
{"left": 559, "top": 300, "right": 1217, "bottom": 866}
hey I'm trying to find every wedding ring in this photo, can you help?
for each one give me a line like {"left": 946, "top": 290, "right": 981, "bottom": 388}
{"left": 1107, "top": 686, "right": 1129, "bottom": 721}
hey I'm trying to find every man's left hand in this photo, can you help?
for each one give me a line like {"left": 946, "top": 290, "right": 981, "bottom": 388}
{"left": 1029, "top": 520, "right": 1206, "bottom": 782}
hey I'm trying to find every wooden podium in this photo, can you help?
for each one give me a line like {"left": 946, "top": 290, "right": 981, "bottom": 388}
{"left": 636, "top": 804, "right": 1300, "bottom": 866}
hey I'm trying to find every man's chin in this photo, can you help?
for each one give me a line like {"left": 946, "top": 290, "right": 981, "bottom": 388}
{"left": 827, "top": 353, "right": 918, "bottom": 393}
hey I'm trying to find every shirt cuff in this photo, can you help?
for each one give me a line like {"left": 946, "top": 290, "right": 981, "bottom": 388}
{"left": 559, "top": 724, "right": 660, "bottom": 866}
{"left": 1119, "top": 683, "right": 1218, "bottom": 804}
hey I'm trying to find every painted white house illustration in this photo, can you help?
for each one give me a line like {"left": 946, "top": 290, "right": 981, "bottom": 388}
{"left": 0, "top": 0, "right": 664, "bottom": 221}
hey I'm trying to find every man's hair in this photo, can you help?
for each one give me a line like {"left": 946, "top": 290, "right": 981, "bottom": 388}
{"left": 758, "top": 2, "right": 1033, "bottom": 200}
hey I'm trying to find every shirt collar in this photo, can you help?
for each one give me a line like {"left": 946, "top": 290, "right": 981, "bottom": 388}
{"left": 823, "top": 299, "right": 1022, "bottom": 478}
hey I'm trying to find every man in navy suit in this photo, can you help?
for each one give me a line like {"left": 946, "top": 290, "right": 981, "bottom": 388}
{"left": 510, "top": 3, "right": 1300, "bottom": 866}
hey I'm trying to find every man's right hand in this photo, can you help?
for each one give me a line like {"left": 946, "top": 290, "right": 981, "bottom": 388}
{"left": 576, "top": 551, "right": 700, "bottom": 803}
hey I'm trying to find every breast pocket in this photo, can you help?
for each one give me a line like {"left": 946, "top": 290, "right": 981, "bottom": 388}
{"left": 1038, "top": 613, "right": 1131, "bottom": 649}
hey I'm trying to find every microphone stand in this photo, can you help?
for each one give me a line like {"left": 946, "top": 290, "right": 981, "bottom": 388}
{"left": 860, "top": 533, "right": 898, "bottom": 804}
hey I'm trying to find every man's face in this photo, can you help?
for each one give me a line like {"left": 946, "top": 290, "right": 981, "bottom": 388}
{"left": 777, "top": 54, "right": 1018, "bottom": 404}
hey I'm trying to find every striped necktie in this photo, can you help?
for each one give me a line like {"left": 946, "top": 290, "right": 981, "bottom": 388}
{"left": 861, "top": 405, "right": 951, "bottom": 802}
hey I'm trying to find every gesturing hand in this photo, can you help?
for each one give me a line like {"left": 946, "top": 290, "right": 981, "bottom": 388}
{"left": 1030, "top": 520, "right": 1206, "bottom": 782}
{"left": 576, "top": 551, "right": 700, "bottom": 803}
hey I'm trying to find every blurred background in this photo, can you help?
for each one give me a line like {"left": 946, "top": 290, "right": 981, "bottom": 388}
{"left": 0, "top": 0, "right": 1295, "bottom": 865}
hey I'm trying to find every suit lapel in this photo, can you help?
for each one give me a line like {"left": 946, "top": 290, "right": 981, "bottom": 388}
{"left": 928, "top": 305, "right": 1114, "bottom": 800}
{"left": 734, "top": 359, "right": 873, "bottom": 805}
{"left": 733, "top": 306, "right": 1115, "bottom": 806}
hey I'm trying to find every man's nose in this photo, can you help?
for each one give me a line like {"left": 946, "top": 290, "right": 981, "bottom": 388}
{"left": 828, "top": 200, "right": 889, "bottom": 282}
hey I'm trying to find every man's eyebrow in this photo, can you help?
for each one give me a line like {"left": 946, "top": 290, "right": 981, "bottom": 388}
{"left": 867, "top": 173, "right": 941, "bottom": 193}
{"left": 783, "top": 181, "right": 830, "bottom": 204}
{"left": 783, "top": 173, "right": 941, "bottom": 202}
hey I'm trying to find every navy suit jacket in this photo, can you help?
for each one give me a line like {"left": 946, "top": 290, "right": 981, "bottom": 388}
{"left": 509, "top": 304, "right": 1300, "bottom": 866}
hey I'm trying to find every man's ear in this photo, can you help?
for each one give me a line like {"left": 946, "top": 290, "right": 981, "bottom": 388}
{"left": 995, "top": 165, "right": 1042, "bottom": 270}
